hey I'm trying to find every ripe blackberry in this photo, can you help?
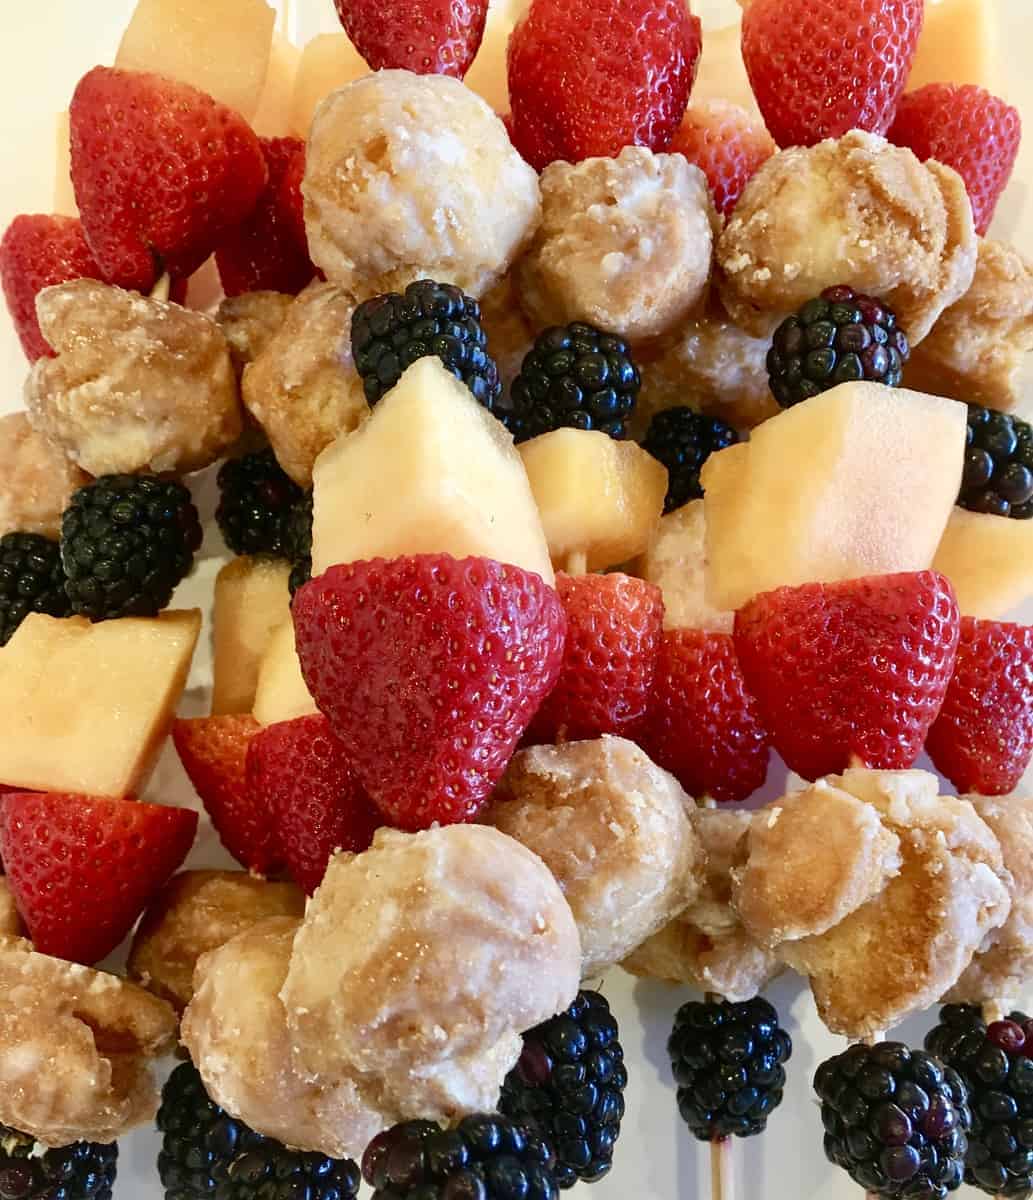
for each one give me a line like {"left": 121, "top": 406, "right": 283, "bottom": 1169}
{"left": 157, "top": 1061, "right": 361, "bottom": 1200}
{"left": 0, "top": 1124, "right": 117, "bottom": 1199}
{"left": 925, "top": 1004, "right": 1033, "bottom": 1197}
{"left": 641, "top": 408, "right": 740, "bottom": 513}
{"left": 767, "top": 285, "right": 910, "bottom": 408}
{"left": 285, "top": 491, "right": 313, "bottom": 597}
{"left": 815, "top": 1041, "right": 971, "bottom": 1199}
{"left": 216, "top": 449, "right": 303, "bottom": 557}
{"left": 0, "top": 532, "right": 71, "bottom": 646}
{"left": 510, "top": 324, "right": 640, "bottom": 443}
{"left": 351, "top": 279, "right": 503, "bottom": 413}
{"left": 361, "top": 1114, "right": 558, "bottom": 1200}
{"left": 668, "top": 997, "right": 792, "bottom": 1141}
{"left": 499, "top": 990, "right": 627, "bottom": 1188}
{"left": 959, "top": 405, "right": 1033, "bottom": 519}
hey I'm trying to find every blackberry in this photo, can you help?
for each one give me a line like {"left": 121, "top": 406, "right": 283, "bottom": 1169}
{"left": 668, "top": 997, "right": 792, "bottom": 1141}
{"left": 815, "top": 1041, "right": 971, "bottom": 1199}
{"left": 641, "top": 408, "right": 740, "bottom": 513}
{"left": 959, "top": 405, "right": 1033, "bottom": 519}
{"left": 925, "top": 1004, "right": 1033, "bottom": 1197}
{"left": 509, "top": 324, "right": 640, "bottom": 442}
{"left": 0, "top": 532, "right": 71, "bottom": 646}
{"left": 0, "top": 1124, "right": 117, "bottom": 1199}
{"left": 285, "top": 491, "right": 313, "bottom": 597}
{"left": 361, "top": 1114, "right": 559, "bottom": 1200}
{"left": 499, "top": 990, "right": 627, "bottom": 1188}
{"left": 767, "top": 285, "right": 910, "bottom": 408}
{"left": 62, "top": 476, "right": 202, "bottom": 621}
{"left": 216, "top": 450, "right": 303, "bottom": 557}
{"left": 157, "top": 1061, "right": 361, "bottom": 1200}
{"left": 351, "top": 280, "right": 503, "bottom": 414}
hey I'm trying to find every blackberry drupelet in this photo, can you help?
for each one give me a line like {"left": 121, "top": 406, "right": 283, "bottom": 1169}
{"left": 668, "top": 997, "right": 792, "bottom": 1142}
{"left": 925, "top": 1004, "right": 1033, "bottom": 1197}
{"left": 767, "top": 285, "right": 910, "bottom": 408}
{"left": 0, "top": 1124, "right": 117, "bottom": 1200}
{"left": 959, "top": 405, "right": 1033, "bottom": 519}
{"left": 815, "top": 1041, "right": 971, "bottom": 1199}
{"left": 509, "top": 323, "right": 640, "bottom": 443}
{"left": 216, "top": 449, "right": 303, "bottom": 557}
{"left": 499, "top": 990, "right": 627, "bottom": 1188}
{"left": 361, "top": 1114, "right": 559, "bottom": 1200}
{"left": 641, "top": 408, "right": 740, "bottom": 513}
{"left": 351, "top": 280, "right": 503, "bottom": 413}
{"left": 285, "top": 491, "right": 313, "bottom": 597}
{"left": 0, "top": 532, "right": 71, "bottom": 646}
{"left": 157, "top": 1061, "right": 361, "bottom": 1200}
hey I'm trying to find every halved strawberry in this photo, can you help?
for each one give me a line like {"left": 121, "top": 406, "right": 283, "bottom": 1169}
{"left": 640, "top": 629, "right": 769, "bottom": 803}
{"left": 669, "top": 100, "right": 775, "bottom": 216}
{"left": 172, "top": 715, "right": 281, "bottom": 875}
{"left": 246, "top": 714, "right": 380, "bottom": 895}
{"left": 925, "top": 617, "right": 1033, "bottom": 795}
{"left": 0, "top": 792, "right": 196, "bottom": 965}
{"left": 734, "top": 572, "right": 960, "bottom": 780}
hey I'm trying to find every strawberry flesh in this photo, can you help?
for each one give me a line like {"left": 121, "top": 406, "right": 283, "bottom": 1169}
{"left": 333, "top": 0, "right": 488, "bottom": 77}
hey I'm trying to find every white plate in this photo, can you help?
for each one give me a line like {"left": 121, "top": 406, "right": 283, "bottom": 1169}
{"left": 0, "top": 3, "right": 1031, "bottom": 1198}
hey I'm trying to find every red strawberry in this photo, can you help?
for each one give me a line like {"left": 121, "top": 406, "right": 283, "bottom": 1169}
{"left": 172, "top": 715, "right": 281, "bottom": 875}
{"left": 888, "top": 84, "right": 1022, "bottom": 236}
{"left": 215, "top": 136, "right": 318, "bottom": 298}
{"left": 734, "top": 572, "right": 961, "bottom": 780}
{"left": 69, "top": 67, "right": 268, "bottom": 292}
{"left": 640, "top": 629, "right": 770, "bottom": 803}
{"left": 0, "top": 215, "right": 106, "bottom": 361}
{"left": 279, "top": 144, "right": 309, "bottom": 253}
{"left": 247, "top": 714, "right": 380, "bottom": 895}
{"left": 293, "top": 555, "right": 566, "bottom": 830}
{"left": 507, "top": 0, "right": 702, "bottom": 171}
{"left": 0, "top": 792, "right": 196, "bottom": 964}
{"left": 334, "top": 0, "right": 488, "bottom": 77}
{"left": 669, "top": 100, "right": 775, "bottom": 216}
{"left": 527, "top": 573, "right": 663, "bottom": 745}
{"left": 741, "top": 0, "right": 924, "bottom": 148}
{"left": 925, "top": 617, "right": 1033, "bottom": 795}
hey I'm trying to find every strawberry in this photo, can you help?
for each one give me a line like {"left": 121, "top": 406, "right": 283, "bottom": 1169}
{"left": 215, "top": 136, "right": 318, "bottom": 298}
{"left": 734, "top": 572, "right": 961, "bottom": 780}
{"left": 172, "top": 715, "right": 281, "bottom": 875}
{"left": 507, "top": 0, "right": 702, "bottom": 171}
{"left": 741, "top": 0, "right": 924, "bottom": 149}
{"left": 279, "top": 144, "right": 309, "bottom": 253}
{"left": 925, "top": 617, "right": 1033, "bottom": 796}
{"left": 640, "top": 629, "right": 770, "bottom": 803}
{"left": 246, "top": 714, "right": 380, "bottom": 895}
{"left": 0, "top": 215, "right": 106, "bottom": 361}
{"left": 669, "top": 100, "right": 775, "bottom": 216}
{"left": 888, "top": 84, "right": 1022, "bottom": 236}
{"left": 69, "top": 67, "right": 268, "bottom": 292}
{"left": 526, "top": 573, "right": 663, "bottom": 745}
{"left": 333, "top": 0, "right": 488, "bottom": 78}
{"left": 293, "top": 555, "right": 566, "bottom": 830}
{"left": 0, "top": 792, "right": 196, "bottom": 965}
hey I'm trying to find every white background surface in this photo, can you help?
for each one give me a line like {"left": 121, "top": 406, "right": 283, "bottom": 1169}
{"left": 0, "top": 2, "right": 1032, "bottom": 1198}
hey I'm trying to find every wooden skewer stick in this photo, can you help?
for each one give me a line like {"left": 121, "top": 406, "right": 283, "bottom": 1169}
{"left": 564, "top": 550, "right": 588, "bottom": 577}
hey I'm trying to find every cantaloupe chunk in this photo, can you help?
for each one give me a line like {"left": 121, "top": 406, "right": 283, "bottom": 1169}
{"left": 252, "top": 32, "right": 303, "bottom": 137}
{"left": 691, "top": 22, "right": 759, "bottom": 116}
{"left": 0, "top": 611, "right": 200, "bottom": 796}
{"left": 701, "top": 383, "right": 968, "bottom": 611}
{"left": 907, "top": 0, "right": 999, "bottom": 91}
{"left": 252, "top": 619, "right": 319, "bottom": 727}
{"left": 212, "top": 557, "right": 292, "bottom": 716}
{"left": 464, "top": 0, "right": 522, "bottom": 114}
{"left": 53, "top": 112, "right": 76, "bottom": 217}
{"left": 291, "top": 33, "right": 370, "bottom": 138}
{"left": 933, "top": 508, "right": 1033, "bottom": 619}
{"left": 311, "top": 357, "right": 554, "bottom": 584}
{"left": 520, "top": 429, "right": 667, "bottom": 574}
{"left": 116, "top": 0, "right": 276, "bottom": 119}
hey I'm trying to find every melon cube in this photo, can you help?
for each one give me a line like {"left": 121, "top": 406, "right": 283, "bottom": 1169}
{"left": 291, "top": 34, "right": 370, "bottom": 138}
{"left": 212, "top": 557, "right": 292, "bottom": 716}
{"left": 701, "top": 382, "right": 968, "bottom": 611}
{"left": 907, "top": 0, "right": 998, "bottom": 91}
{"left": 933, "top": 508, "right": 1033, "bottom": 619}
{"left": 53, "top": 112, "right": 76, "bottom": 216}
{"left": 116, "top": 0, "right": 276, "bottom": 120}
{"left": 633, "top": 500, "right": 733, "bottom": 633}
{"left": 252, "top": 619, "right": 319, "bottom": 727}
{"left": 0, "top": 611, "right": 200, "bottom": 796}
{"left": 310, "top": 357, "right": 554, "bottom": 584}
{"left": 519, "top": 429, "right": 667, "bottom": 574}
{"left": 691, "top": 21, "right": 759, "bottom": 115}
{"left": 463, "top": 2, "right": 519, "bottom": 114}
{"left": 252, "top": 33, "right": 303, "bottom": 137}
